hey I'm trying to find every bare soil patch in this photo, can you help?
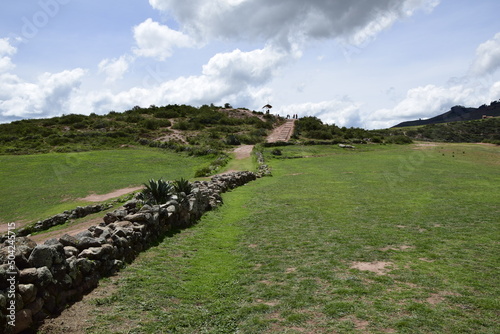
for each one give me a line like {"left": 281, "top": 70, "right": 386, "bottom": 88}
{"left": 155, "top": 119, "right": 189, "bottom": 144}
{"left": 78, "top": 186, "right": 142, "bottom": 202}
{"left": 350, "top": 261, "right": 395, "bottom": 275}
{"left": 256, "top": 299, "right": 279, "bottom": 306}
{"left": 233, "top": 144, "right": 254, "bottom": 159}
{"left": 425, "top": 291, "right": 460, "bottom": 305}
{"left": 37, "top": 274, "right": 122, "bottom": 334}
{"left": 340, "top": 316, "right": 370, "bottom": 330}
{"left": 0, "top": 220, "right": 29, "bottom": 233}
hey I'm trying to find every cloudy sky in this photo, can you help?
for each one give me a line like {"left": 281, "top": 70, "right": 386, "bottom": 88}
{"left": 1, "top": 0, "right": 499, "bottom": 128}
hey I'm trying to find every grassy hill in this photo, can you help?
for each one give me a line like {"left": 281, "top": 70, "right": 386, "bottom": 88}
{"left": 386, "top": 117, "right": 500, "bottom": 144}
{"left": 0, "top": 104, "right": 279, "bottom": 155}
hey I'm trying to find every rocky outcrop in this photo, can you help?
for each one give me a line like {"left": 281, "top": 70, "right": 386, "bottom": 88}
{"left": 0, "top": 171, "right": 256, "bottom": 333}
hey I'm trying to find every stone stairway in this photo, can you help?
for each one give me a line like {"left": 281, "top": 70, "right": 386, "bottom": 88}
{"left": 275, "top": 119, "right": 295, "bottom": 142}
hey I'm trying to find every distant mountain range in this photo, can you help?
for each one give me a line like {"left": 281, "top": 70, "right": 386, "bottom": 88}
{"left": 392, "top": 100, "right": 500, "bottom": 128}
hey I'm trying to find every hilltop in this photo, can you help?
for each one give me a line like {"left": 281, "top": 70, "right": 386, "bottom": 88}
{"left": 392, "top": 100, "right": 500, "bottom": 128}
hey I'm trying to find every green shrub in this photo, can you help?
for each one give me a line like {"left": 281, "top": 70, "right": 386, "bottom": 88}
{"left": 142, "top": 119, "right": 160, "bottom": 130}
{"left": 157, "top": 119, "right": 172, "bottom": 127}
{"left": 59, "top": 114, "right": 86, "bottom": 125}
{"left": 137, "top": 178, "right": 173, "bottom": 205}
{"left": 385, "top": 135, "right": 413, "bottom": 144}
{"left": 225, "top": 135, "right": 241, "bottom": 145}
{"left": 305, "top": 130, "right": 333, "bottom": 140}
{"left": 195, "top": 167, "right": 211, "bottom": 177}
{"left": 173, "top": 177, "right": 192, "bottom": 196}
{"left": 172, "top": 120, "right": 202, "bottom": 130}
{"left": 154, "top": 110, "right": 179, "bottom": 119}
{"left": 125, "top": 114, "right": 144, "bottom": 123}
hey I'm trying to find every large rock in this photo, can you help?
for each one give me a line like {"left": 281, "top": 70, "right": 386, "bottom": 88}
{"left": 28, "top": 245, "right": 57, "bottom": 268}
{"left": 78, "top": 244, "right": 113, "bottom": 260}
{"left": 19, "top": 268, "right": 38, "bottom": 284}
{"left": 123, "top": 213, "right": 152, "bottom": 223}
{"left": 63, "top": 246, "right": 79, "bottom": 258}
{"left": 76, "top": 237, "right": 105, "bottom": 250}
{"left": 18, "top": 284, "right": 36, "bottom": 305}
{"left": 36, "top": 267, "right": 54, "bottom": 287}
{"left": 59, "top": 234, "right": 80, "bottom": 248}
{"left": 93, "top": 226, "right": 111, "bottom": 239}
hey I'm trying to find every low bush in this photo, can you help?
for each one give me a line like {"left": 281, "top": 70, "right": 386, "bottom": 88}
{"left": 173, "top": 177, "right": 192, "bottom": 196}
{"left": 137, "top": 178, "right": 173, "bottom": 205}
{"left": 225, "top": 135, "right": 241, "bottom": 145}
{"left": 195, "top": 167, "right": 211, "bottom": 177}
{"left": 385, "top": 135, "right": 413, "bottom": 144}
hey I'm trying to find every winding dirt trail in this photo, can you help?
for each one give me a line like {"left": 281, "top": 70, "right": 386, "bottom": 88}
{"left": 233, "top": 144, "right": 254, "bottom": 159}
{"left": 78, "top": 186, "right": 143, "bottom": 202}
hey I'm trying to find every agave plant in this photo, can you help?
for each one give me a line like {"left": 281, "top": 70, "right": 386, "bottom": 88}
{"left": 172, "top": 177, "right": 192, "bottom": 196}
{"left": 137, "top": 178, "right": 173, "bottom": 205}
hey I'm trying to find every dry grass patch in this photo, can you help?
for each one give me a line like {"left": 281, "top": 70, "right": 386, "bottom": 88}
{"left": 350, "top": 261, "right": 395, "bottom": 275}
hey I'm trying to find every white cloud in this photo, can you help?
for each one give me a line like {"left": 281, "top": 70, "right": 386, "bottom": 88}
{"left": 470, "top": 32, "right": 500, "bottom": 76}
{"left": 0, "top": 42, "right": 290, "bottom": 122}
{"left": 0, "top": 38, "right": 17, "bottom": 73}
{"left": 98, "top": 55, "right": 133, "bottom": 83}
{"left": 0, "top": 38, "right": 16, "bottom": 56}
{"left": 365, "top": 84, "right": 484, "bottom": 129}
{"left": 489, "top": 81, "right": 500, "bottom": 98}
{"left": 133, "top": 18, "right": 195, "bottom": 60}
{"left": 149, "top": 0, "right": 439, "bottom": 48}
{"left": 202, "top": 47, "right": 288, "bottom": 85}
{"left": 0, "top": 68, "right": 86, "bottom": 119}
{"left": 64, "top": 45, "right": 289, "bottom": 116}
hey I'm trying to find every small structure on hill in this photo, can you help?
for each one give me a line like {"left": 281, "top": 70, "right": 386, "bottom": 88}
{"left": 262, "top": 104, "right": 272, "bottom": 114}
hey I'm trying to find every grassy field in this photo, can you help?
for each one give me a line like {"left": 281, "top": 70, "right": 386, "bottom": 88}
{"left": 0, "top": 147, "right": 212, "bottom": 225}
{"left": 56, "top": 142, "right": 500, "bottom": 334}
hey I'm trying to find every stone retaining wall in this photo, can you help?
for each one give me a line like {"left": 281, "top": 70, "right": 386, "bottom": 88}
{"left": 0, "top": 171, "right": 257, "bottom": 333}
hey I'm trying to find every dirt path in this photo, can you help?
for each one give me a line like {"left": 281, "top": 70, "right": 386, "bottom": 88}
{"left": 78, "top": 186, "right": 143, "bottom": 202}
{"left": 155, "top": 119, "right": 189, "bottom": 144}
{"left": 233, "top": 144, "right": 254, "bottom": 159}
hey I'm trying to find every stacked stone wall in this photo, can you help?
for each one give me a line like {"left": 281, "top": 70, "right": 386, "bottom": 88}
{"left": 0, "top": 171, "right": 256, "bottom": 333}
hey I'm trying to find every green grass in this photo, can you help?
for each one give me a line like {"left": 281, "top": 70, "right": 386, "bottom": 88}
{"left": 50, "top": 143, "right": 500, "bottom": 333}
{"left": 0, "top": 147, "right": 211, "bottom": 224}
